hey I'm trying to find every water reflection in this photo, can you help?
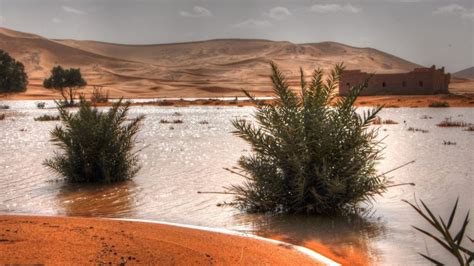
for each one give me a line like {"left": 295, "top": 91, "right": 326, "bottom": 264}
{"left": 55, "top": 180, "right": 138, "bottom": 217}
{"left": 235, "top": 211, "right": 386, "bottom": 265}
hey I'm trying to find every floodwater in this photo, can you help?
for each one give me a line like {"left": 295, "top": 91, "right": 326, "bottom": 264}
{"left": 1, "top": 100, "right": 473, "bottom": 265}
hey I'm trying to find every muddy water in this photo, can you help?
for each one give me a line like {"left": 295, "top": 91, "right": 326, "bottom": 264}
{"left": 1, "top": 101, "right": 473, "bottom": 265}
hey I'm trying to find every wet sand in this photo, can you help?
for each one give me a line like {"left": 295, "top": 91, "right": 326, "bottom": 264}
{"left": 0, "top": 215, "right": 336, "bottom": 265}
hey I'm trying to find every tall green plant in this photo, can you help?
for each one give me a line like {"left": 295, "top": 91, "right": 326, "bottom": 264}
{"left": 44, "top": 98, "right": 144, "bottom": 183}
{"left": 404, "top": 198, "right": 473, "bottom": 265}
{"left": 227, "top": 62, "right": 387, "bottom": 214}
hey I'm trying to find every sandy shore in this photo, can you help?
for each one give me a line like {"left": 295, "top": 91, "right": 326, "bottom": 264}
{"left": 0, "top": 215, "right": 339, "bottom": 265}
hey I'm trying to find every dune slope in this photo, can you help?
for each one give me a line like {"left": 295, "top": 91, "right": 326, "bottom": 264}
{"left": 0, "top": 27, "right": 422, "bottom": 98}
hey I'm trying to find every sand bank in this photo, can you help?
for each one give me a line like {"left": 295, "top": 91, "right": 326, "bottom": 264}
{"left": 0, "top": 215, "right": 339, "bottom": 265}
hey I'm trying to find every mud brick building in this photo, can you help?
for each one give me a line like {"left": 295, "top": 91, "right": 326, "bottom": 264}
{"left": 339, "top": 65, "right": 450, "bottom": 95}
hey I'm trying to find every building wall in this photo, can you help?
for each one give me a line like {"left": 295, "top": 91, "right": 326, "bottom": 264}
{"left": 339, "top": 66, "right": 450, "bottom": 96}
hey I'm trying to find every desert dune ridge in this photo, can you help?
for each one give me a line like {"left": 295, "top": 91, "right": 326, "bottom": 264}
{"left": 0, "top": 27, "right": 427, "bottom": 99}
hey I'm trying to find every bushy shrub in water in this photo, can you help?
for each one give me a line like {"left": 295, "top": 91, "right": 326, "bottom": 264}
{"left": 34, "top": 114, "right": 60, "bottom": 121}
{"left": 227, "top": 63, "right": 388, "bottom": 214}
{"left": 44, "top": 98, "right": 144, "bottom": 183}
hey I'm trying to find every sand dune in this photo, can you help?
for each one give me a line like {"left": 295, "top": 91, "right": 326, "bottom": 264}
{"left": 453, "top": 66, "right": 474, "bottom": 80}
{"left": 1, "top": 27, "right": 423, "bottom": 98}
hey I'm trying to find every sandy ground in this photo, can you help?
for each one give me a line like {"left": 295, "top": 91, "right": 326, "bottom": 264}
{"left": 0, "top": 215, "right": 336, "bottom": 265}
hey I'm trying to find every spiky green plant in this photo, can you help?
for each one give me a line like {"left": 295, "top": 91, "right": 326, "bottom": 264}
{"left": 404, "top": 198, "right": 473, "bottom": 265}
{"left": 44, "top": 98, "right": 144, "bottom": 183}
{"left": 226, "top": 62, "right": 388, "bottom": 214}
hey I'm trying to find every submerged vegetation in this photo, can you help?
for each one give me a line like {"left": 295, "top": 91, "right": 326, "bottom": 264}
{"left": 408, "top": 127, "right": 429, "bottom": 133}
{"left": 34, "top": 114, "right": 60, "bottom": 121}
{"left": 227, "top": 62, "right": 388, "bottom": 214}
{"left": 44, "top": 98, "right": 144, "bottom": 183}
{"left": 372, "top": 117, "right": 398, "bottom": 125}
{"left": 437, "top": 119, "right": 470, "bottom": 128}
{"left": 404, "top": 198, "right": 473, "bottom": 265}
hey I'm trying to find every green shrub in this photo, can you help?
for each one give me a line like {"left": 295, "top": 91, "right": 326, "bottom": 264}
{"left": 43, "top": 98, "right": 144, "bottom": 183}
{"left": 37, "top": 102, "right": 46, "bottom": 109}
{"left": 34, "top": 114, "right": 60, "bottom": 121}
{"left": 0, "top": 49, "right": 28, "bottom": 93}
{"left": 429, "top": 101, "right": 449, "bottom": 107}
{"left": 226, "top": 62, "right": 387, "bottom": 214}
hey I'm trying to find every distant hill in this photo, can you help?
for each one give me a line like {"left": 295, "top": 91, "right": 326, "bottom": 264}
{"left": 0, "top": 27, "right": 422, "bottom": 97}
{"left": 453, "top": 67, "right": 474, "bottom": 80}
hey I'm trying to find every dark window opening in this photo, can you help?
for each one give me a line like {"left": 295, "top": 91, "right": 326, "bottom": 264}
{"left": 382, "top": 82, "right": 386, "bottom": 87}
{"left": 419, "top": 81, "right": 423, "bottom": 87}
{"left": 402, "top": 81, "right": 407, "bottom": 87}
{"left": 346, "top": 82, "right": 350, "bottom": 87}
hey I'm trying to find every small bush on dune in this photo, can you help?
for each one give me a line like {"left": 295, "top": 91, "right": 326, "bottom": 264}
{"left": 34, "top": 114, "right": 60, "bottom": 121}
{"left": 429, "top": 101, "right": 449, "bottom": 108}
{"left": 36, "top": 102, "right": 46, "bottom": 109}
{"left": 227, "top": 63, "right": 388, "bottom": 215}
{"left": 0, "top": 104, "right": 10, "bottom": 109}
{"left": 90, "top": 85, "right": 109, "bottom": 104}
{"left": 44, "top": 98, "right": 144, "bottom": 183}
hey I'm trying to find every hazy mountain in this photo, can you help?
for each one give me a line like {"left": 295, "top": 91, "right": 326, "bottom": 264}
{"left": 453, "top": 67, "right": 474, "bottom": 80}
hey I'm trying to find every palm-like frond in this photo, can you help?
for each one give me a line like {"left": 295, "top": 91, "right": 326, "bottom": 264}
{"left": 404, "top": 198, "right": 473, "bottom": 265}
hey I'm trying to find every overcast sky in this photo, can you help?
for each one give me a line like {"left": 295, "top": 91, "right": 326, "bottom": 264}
{"left": 0, "top": 0, "right": 472, "bottom": 72}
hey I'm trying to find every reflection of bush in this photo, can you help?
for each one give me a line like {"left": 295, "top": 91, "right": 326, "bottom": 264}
{"left": 56, "top": 181, "right": 137, "bottom": 217}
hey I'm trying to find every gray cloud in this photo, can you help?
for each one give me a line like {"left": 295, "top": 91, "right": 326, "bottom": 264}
{"left": 433, "top": 4, "right": 474, "bottom": 20}
{"left": 309, "top": 4, "right": 362, "bottom": 13}
{"left": 61, "top": 5, "right": 87, "bottom": 15}
{"left": 52, "top": 17, "right": 62, "bottom": 24}
{"left": 233, "top": 19, "right": 272, "bottom": 29}
{"left": 265, "top": 6, "right": 292, "bottom": 20}
{"left": 179, "top": 6, "right": 212, "bottom": 17}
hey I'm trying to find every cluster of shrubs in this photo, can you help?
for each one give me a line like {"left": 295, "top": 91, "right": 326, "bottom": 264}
{"left": 34, "top": 114, "right": 60, "bottom": 121}
{"left": 437, "top": 118, "right": 470, "bottom": 128}
{"left": 407, "top": 127, "right": 429, "bottom": 133}
{"left": 90, "top": 86, "right": 109, "bottom": 104}
{"left": 160, "top": 119, "right": 183, "bottom": 124}
{"left": 0, "top": 104, "right": 10, "bottom": 109}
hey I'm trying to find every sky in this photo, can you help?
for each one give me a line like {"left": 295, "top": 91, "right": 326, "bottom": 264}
{"left": 0, "top": 0, "right": 472, "bottom": 72}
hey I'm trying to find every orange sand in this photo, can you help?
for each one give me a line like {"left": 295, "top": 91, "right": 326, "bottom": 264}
{"left": 0, "top": 215, "right": 331, "bottom": 265}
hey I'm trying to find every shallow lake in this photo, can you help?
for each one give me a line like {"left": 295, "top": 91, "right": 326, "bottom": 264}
{"left": 1, "top": 101, "right": 473, "bottom": 265}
